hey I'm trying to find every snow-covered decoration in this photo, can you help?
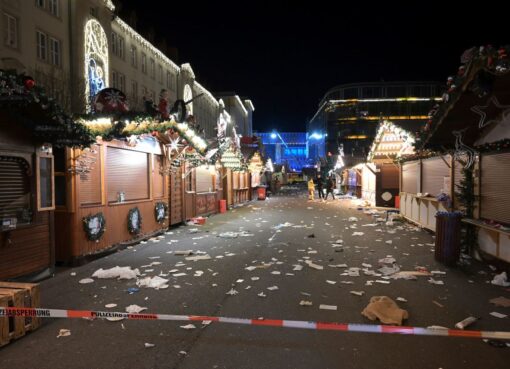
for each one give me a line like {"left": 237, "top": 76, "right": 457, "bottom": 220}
{"left": 181, "top": 63, "right": 196, "bottom": 79}
{"left": 183, "top": 84, "right": 193, "bottom": 115}
{"left": 367, "top": 120, "right": 415, "bottom": 162}
{"left": 103, "top": 0, "right": 115, "bottom": 11}
{"left": 334, "top": 145, "right": 345, "bottom": 170}
{"left": 114, "top": 18, "right": 179, "bottom": 72}
{"left": 84, "top": 19, "right": 109, "bottom": 110}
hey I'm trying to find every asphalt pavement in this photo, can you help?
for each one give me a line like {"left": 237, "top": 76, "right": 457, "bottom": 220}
{"left": 1, "top": 186, "right": 509, "bottom": 369}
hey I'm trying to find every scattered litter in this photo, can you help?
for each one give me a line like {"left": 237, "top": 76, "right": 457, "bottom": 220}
{"left": 56, "top": 329, "right": 71, "bottom": 338}
{"left": 362, "top": 263, "right": 372, "bottom": 268}
{"left": 490, "top": 312, "right": 508, "bottom": 319}
{"left": 92, "top": 266, "right": 140, "bottom": 280}
{"left": 375, "top": 280, "right": 390, "bottom": 284}
{"left": 125, "top": 305, "right": 147, "bottom": 314}
{"left": 319, "top": 304, "right": 337, "bottom": 311}
{"left": 186, "top": 255, "right": 211, "bottom": 261}
{"left": 350, "top": 291, "right": 365, "bottom": 296}
{"left": 379, "top": 257, "right": 396, "bottom": 264}
{"left": 483, "top": 339, "right": 510, "bottom": 348}
{"left": 491, "top": 272, "right": 510, "bottom": 287}
{"left": 271, "top": 271, "right": 281, "bottom": 275}
{"left": 352, "top": 232, "right": 364, "bottom": 236}
{"left": 489, "top": 296, "right": 510, "bottom": 307}
{"left": 428, "top": 278, "right": 445, "bottom": 285}
{"left": 455, "top": 316, "right": 478, "bottom": 329}
{"left": 180, "top": 324, "right": 196, "bottom": 330}
{"left": 273, "top": 222, "right": 294, "bottom": 230}
{"left": 106, "top": 317, "right": 124, "bottom": 322}
{"left": 127, "top": 287, "right": 140, "bottom": 294}
{"left": 137, "top": 276, "right": 169, "bottom": 289}
{"left": 305, "top": 261, "right": 323, "bottom": 270}
{"left": 326, "top": 280, "right": 337, "bottom": 285}
{"left": 348, "top": 217, "right": 358, "bottom": 222}
{"left": 396, "top": 297, "right": 407, "bottom": 303}
{"left": 299, "top": 300, "right": 313, "bottom": 306}
{"left": 432, "top": 301, "right": 444, "bottom": 308}
{"left": 340, "top": 281, "right": 355, "bottom": 285}
{"left": 293, "top": 265, "right": 303, "bottom": 271}
{"left": 258, "top": 292, "right": 267, "bottom": 298}
{"left": 144, "top": 343, "right": 155, "bottom": 348}
{"left": 79, "top": 278, "right": 94, "bottom": 284}
{"left": 431, "top": 270, "right": 446, "bottom": 275}
{"left": 226, "top": 288, "right": 239, "bottom": 295}
{"left": 172, "top": 273, "right": 187, "bottom": 277}
{"left": 361, "top": 296, "right": 408, "bottom": 325}
{"left": 307, "top": 234, "right": 315, "bottom": 238}
{"left": 70, "top": 272, "right": 76, "bottom": 276}
{"left": 174, "top": 250, "right": 194, "bottom": 256}
{"left": 300, "top": 292, "right": 311, "bottom": 296}
{"left": 267, "top": 286, "right": 279, "bottom": 291}
{"left": 251, "top": 277, "right": 260, "bottom": 281}
{"left": 202, "top": 320, "right": 212, "bottom": 326}
{"left": 194, "top": 271, "right": 204, "bottom": 277}
{"left": 105, "top": 303, "right": 117, "bottom": 308}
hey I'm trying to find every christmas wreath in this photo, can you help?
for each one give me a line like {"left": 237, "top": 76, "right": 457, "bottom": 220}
{"left": 154, "top": 202, "right": 167, "bottom": 223}
{"left": 82, "top": 212, "right": 106, "bottom": 241}
{"left": 127, "top": 207, "right": 142, "bottom": 235}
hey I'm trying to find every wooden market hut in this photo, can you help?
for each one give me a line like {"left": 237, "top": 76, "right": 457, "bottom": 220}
{"left": 220, "top": 147, "right": 250, "bottom": 206}
{"left": 400, "top": 45, "right": 510, "bottom": 262}
{"left": 360, "top": 120, "right": 415, "bottom": 207}
{"left": 0, "top": 71, "right": 94, "bottom": 279}
{"left": 55, "top": 114, "right": 209, "bottom": 264}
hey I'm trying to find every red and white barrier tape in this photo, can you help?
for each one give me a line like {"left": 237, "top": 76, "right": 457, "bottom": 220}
{"left": 1, "top": 307, "right": 509, "bottom": 340}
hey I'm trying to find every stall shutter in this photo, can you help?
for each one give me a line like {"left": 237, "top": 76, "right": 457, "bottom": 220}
{"left": 422, "top": 156, "right": 451, "bottom": 196}
{"left": 196, "top": 166, "right": 212, "bottom": 193}
{"left": 0, "top": 157, "right": 31, "bottom": 223}
{"left": 152, "top": 154, "right": 165, "bottom": 198}
{"left": 381, "top": 164, "right": 399, "bottom": 189}
{"left": 480, "top": 152, "right": 510, "bottom": 224}
{"left": 402, "top": 161, "right": 419, "bottom": 194}
{"left": 107, "top": 147, "right": 149, "bottom": 202}
{"left": 79, "top": 148, "right": 102, "bottom": 205}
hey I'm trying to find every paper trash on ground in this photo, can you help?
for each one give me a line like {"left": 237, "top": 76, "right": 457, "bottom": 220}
{"left": 92, "top": 266, "right": 140, "bottom": 280}
{"left": 79, "top": 278, "right": 94, "bottom": 284}
{"left": 180, "top": 324, "right": 196, "bottom": 330}
{"left": 319, "top": 304, "right": 338, "bottom": 311}
{"left": 185, "top": 255, "right": 211, "bottom": 261}
{"left": 136, "top": 276, "right": 169, "bottom": 289}
{"left": 57, "top": 329, "right": 71, "bottom": 338}
{"left": 125, "top": 305, "right": 147, "bottom": 314}
{"left": 491, "top": 272, "right": 510, "bottom": 287}
{"left": 489, "top": 296, "right": 510, "bottom": 307}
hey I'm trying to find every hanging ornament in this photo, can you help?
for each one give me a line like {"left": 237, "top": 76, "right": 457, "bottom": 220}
{"left": 452, "top": 128, "right": 476, "bottom": 169}
{"left": 23, "top": 76, "right": 36, "bottom": 90}
{"left": 93, "top": 88, "right": 129, "bottom": 113}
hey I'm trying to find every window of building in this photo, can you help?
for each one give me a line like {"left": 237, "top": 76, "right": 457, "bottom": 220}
{"left": 0, "top": 156, "right": 32, "bottom": 227}
{"left": 36, "top": 30, "right": 48, "bottom": 61}
{"left": 111, "top": 32, "right": 124, "bottom": 59}
{"left": 48, "top": 0, "right": 59, "bottom": 16}
{"left": 141, "top": 53, "right": 147, "bottom": 74}
{"left": 130, "top": 46, "right": 137, "bottom": 68}
{"left": 119, "top": 73, "right": 125, "bottom": 92}
{"left": 149, "top": 58, "right": 155, "bottom": 79}
{"left": 49, "top": 37, "right": 61, "bottom": 66}
{"left": 112, "top": 70, "right": 118, "bottom": 89}
{"left": 37, "top": 151, "right": 55, "bottom": 211}
{"left": 107, "top": 147, "right": 149, "bottom": 202}
{"left": 166, "top": 71, "right": 172, "bottom": 89}
{"left": 3, "top": 13, "right": 18, "bottom": 49}
{"left": 131, "top": 80, "right": 138, "bottom": 106}
{"left": 158, "top": 64, "right": 163, "bottom": 84}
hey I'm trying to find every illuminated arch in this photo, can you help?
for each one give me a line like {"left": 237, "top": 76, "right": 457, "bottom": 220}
{"left": 183, "top": 84, "right": 193, "bottom": 115}
{"left": 84, "top": 19, "right": 109, "bottom": 110}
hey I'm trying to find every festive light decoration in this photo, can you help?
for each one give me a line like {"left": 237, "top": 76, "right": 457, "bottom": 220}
{"left": 183, "top": 84, "right": 193, "bottom": 115}
{"left": 244, "top": 99, "right": 255, "bottom": 111}
{"left": 114, "top": 18, "right": 179, "bottom": 72}
{"left": 220, "top": 147, "right": 244, "bottom": 170}
{"left": 194, "top": 81, "right": 219, "bottom": 108}
{"left": 84, "top": 19, "right": 109, "bottom": 109}
{"left": 470, "top": 96, "right": 510, "bottom": 129}
{"left": 234, "top": 95, "right": 249, "bottom": 117}
{"left": 248, "top": 152, "right": 264, "bottom": 174}
{"left": 181, "top": 63, "right": 196, "bottom": 79}
{"left": 265, "top": 158, "right": 274, "bottom": 172}
{"left": 367, "top": 120, "right": 415, "bottom": 161}
{"left": 452, "top": 129, "right": 476, "bottom": 169}
{"left": 475, "top": 138, "right": 510, "bottom": 152}
{"left": 329, "top": 97, "right": 442, "bottom": 104}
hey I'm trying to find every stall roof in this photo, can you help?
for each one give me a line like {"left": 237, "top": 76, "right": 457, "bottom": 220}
{"left": 417, "top": 46, "right": 510, "bottom": 151}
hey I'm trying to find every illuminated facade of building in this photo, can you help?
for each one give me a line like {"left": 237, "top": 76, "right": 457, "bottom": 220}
{"left": 308, "top": 82, "right": 442, "bottom": 166}
{"left": 257, "top": 132, "right": 307, "bottom": 172}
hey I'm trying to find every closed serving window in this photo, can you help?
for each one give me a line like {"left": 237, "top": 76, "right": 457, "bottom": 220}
{"left": 480, "top": 152, "right": 510, "bottom": 225}
{"left": 107, "top": 147, "right": 149, "bottom": 202}
{"left": 0, "top": 156, "right": 32, "bottom": 228}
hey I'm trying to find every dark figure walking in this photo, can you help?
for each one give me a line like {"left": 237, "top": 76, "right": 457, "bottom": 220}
{"left": 325, "top": 176, "right": 335, "bottom": 200}
{"left": 316, "top": 174, "right": 324, "bottom": 200}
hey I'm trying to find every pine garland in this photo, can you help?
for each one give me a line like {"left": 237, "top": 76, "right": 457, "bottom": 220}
{"left": 455, "top": 167, "right": 477, "bottom": 253}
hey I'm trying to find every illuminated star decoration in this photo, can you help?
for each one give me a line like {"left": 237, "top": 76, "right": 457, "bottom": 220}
{"left": 168, "top": 136, "right": 181, "bottom": 157}
{"left": 470, "top": 96, "right": 510, "bottom": 129}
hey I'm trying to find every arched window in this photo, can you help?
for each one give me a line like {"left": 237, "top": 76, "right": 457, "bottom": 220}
{"left": 183, "top": 84, "right": 193, "bottom": 115}
{"left": 84, "top": 19, "right": 109, "bottom": 110}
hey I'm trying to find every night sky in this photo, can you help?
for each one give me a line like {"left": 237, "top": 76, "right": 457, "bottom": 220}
{"left": 117, "top": 1, "right": 507, "bottom": 132}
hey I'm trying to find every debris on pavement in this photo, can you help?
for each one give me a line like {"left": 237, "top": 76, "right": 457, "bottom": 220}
{"left": 180, "top": 324, "right": 196, "bottom": 330}
{"left": 136, "top": 276, "right": 169, "bottom": 289}
{"left": 396, "top": 297, "right": 407, "bottom": 303}
{"left": 226, "top": 288, "right": 239, "bottom": 295}
{"left": 257, "top": 292, "right": 267, "bottom": 298}
{"left": 185, "top": 254, "right": 211, "bottom": 261}
{"left": 489, "top": 296, "right": 510, "bottom": 307}
{"left": 299, "top": 300, "right": 313, "bottom": 306}
{"left": 352, "top": 232, "right": 364, "bottom": 236}
{"left": 125, "top": 305, "right": 147, "bottom": 314}
{"left": 489, "top": 312, "right": 508, "bottom": 319}
{"left": 305, "top": 260, "right": 324, "bottom": 270}
{"left": 92, "top": 266, "right": 140, "bottom": 280}
{"left": 126, "top": 287, "right": 140, "bottom": 294}
{"left": 105, "top": 303, "right": 117, "bottom": 308}
{"left": 348, "top": 217, "right": 358, "bottom": 222}
{"left": 56, "top": 329, "right": 71, "bottom": 338}
{"left": 267, "top": 286, "right": 279, "bottom": 291}
{"left": 144, "top": 343, "right": 156, "bottom": 348}
{"left": 483, "top": 339, "right": 510, "bottom": 348}
{"left": 319, "top": 304, "right": 338, "bottom": 311}
{"left": 361, "top": 296, "right": 409, "bottom": 325}
{"left": 428, "top": 278, "right": 445, "bottom": 285}
{"left": 174, "top": 250, "right": 194, "bottom": 256}
{"left": 79, "top": 278, "right": 94, "bottom": 284}
{"left": 350, "top": 291, "right": 365, "bottom": 296}
{"left": 491, "top": 272, "right": 510, "bottom": 287}
{"left": 455, "top": 316, "right": 478, "bottom": 329}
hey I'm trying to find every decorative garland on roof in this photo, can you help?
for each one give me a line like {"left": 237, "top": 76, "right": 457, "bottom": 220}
{"left": 394, "top": 150, "right": 442, "bottom": 164}
{"left": 416, "top": 45, "right": 510, "bottom": 147}
{"left": 475, "top": 138, "right": 510, "bottom": 153}
{"left": 0, "top": 70, "right": 95, "bottom": 148}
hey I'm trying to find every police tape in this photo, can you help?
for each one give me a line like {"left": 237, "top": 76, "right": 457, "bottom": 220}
{"left": 1, "top": 306, "right": 509, "bottom": 340}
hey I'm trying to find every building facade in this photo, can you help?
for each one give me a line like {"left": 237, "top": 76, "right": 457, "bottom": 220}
{"left": 215, "top": 93, "right": 254, "bottom": 138}
{"left": 308, "top": 81, "right": 442, "bottom": 166}
{"left": 0, "top": 0, "right": 236, "bottom": 137}
{"left": 257, "top": 132, "right": 307, "bottom": 172}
